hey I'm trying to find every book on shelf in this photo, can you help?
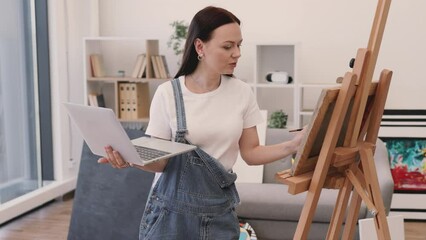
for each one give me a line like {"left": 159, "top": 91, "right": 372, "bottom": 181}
{"left": 145, "top": 40, "right": 159, "bottom": 78}
{"left": 89, "top": 54, "right": 106, "bottom": 77}
{"left": 151, "top": 55, "right": 169, "bottom": 79}
{"left": 88, "top": 93, "right": 105, "bottom": 107}
{"left": 156, "top": 55, "right": 167, "bottom": 79}
{"left": 131, "top": 54, "right": 144, "bottom": 78}
{"left": 151, "top": 55, "right": 161, "bottom": 79}
{"left": 88, "top": 93, "right": 97, "bottom": 107}
{"left": 97, "top": 94, "right": 106, "bottom": 107}
{"left": 160, "top": 55, "right": 170, "bottom": 78}
{"left": 137, "top": 54, "right": 147, "bottom": 78}
{"left": 130, "top": 54, "right": 147, "bottom": 79}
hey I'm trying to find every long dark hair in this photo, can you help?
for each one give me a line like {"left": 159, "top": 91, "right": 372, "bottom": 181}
{"left": 174, "top": 6, "right": 240, "bottom": 78}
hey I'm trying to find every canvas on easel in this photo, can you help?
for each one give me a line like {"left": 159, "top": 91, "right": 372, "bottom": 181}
{"left": 275, "top": 0, "right": 393, "bottom": 239}
{"left": 291, "top": 84, "right": 352, "bottom": 176}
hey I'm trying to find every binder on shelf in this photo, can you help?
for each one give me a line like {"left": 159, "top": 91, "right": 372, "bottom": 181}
{"left": 118, "top": 83, "right": 125, "bottom": 119}
{"left": 125, "top": 83, "right": 132, "bottom": 119}
{"left": 89, "top": 54, "right": 106, "bottom": 77}
{"left": 129, "top": 82, "right": 150, "bottom": 119}
{"left": 118, "top": 83, "right": 129, "bottom": 120}
{"left": 129, "top": 83, "right": 137, "bottom": 119}
{"left": 118, "top": 82, "right": 149, "bottom": 120}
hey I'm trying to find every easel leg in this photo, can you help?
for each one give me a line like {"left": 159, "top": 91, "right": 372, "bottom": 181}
{"left": 342, "top": 191, "right": 363, "bottom": 239}
{"left": 326, "top": 177, "right": 353, "bottom": 240}
{"left": 359, "top": 143, "right": 391, "bottom": 240}
{"left": 342, "top": 163, "right": 367, "bottom": 239}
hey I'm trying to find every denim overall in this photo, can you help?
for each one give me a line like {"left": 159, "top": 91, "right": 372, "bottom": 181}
{"left": 139, "top": 79, "right": 240, "bottom": 240}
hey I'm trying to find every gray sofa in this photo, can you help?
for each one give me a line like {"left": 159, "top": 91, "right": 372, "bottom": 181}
{"left": 235, "top": 128, "right": 394, "bottom": 240}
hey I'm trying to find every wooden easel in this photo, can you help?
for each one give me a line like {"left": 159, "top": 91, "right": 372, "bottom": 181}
{"left": 275, "top": 0, "right": 393, "bottom": 239}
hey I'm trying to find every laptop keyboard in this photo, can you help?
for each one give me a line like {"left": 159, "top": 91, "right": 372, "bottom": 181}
{"left": 134, "top": 145, "right": 171, "bottom": 162}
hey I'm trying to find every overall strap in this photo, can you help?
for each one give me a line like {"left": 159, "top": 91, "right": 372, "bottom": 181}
{"left": 171, "top": 78, "right": 188, "bottom": 143}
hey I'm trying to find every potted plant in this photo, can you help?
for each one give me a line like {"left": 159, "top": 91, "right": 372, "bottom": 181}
{"left": 167, "top": 20, "right": 188, "bottom": 65}
{"left": 268, "top": 110, "right": 288, "bottom": 128}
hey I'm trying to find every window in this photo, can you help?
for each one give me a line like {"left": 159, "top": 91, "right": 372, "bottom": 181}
{"left": 0, "top": 0, "right": 52, "bottom": 204}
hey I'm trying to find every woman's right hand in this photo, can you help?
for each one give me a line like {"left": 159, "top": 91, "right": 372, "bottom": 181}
{"left": 97, "top": 146, "right": 133, "bottom": 169}
{"left": 291, "top": 126, "right": 307, "bottom": 150}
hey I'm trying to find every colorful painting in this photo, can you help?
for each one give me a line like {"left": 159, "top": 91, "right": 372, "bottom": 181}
{"left": 382, "top": 138, "right": 426, "bottom": 192}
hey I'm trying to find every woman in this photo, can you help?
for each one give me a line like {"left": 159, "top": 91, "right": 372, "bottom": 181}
{"left": 99, "top": 6, "right": 305, "bottom": 240}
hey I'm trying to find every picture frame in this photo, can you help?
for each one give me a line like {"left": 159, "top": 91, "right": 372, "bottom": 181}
{"left": 380, "top": 137, "right": 426, "bottom": 193}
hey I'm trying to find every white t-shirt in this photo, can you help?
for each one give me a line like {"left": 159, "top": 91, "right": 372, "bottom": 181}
{"left": 145, "top": 75, "right": 263, "bottom": 171}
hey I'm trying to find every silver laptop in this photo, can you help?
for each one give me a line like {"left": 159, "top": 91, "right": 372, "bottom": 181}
{"left": 63, "top": 102, "right": 196, "bottom": 166}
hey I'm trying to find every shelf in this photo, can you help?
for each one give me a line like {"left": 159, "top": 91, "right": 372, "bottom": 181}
{"left": 88, "top": 77, "right": 149, "bottom": 82}
{"left": 254, "top": 83, "right": 295, "bottom": 88}
{"left": 84, "top": 36, "right": 146, "bottom": 41}
{"left": 87, "top": 77, "right": 166, "bottom": 83}
{"left": 299, "top": 83, "right": 340, "bottom": 88}
{"left": 84, "top": 38, "right": 167, "bottom": 123}
{"left": 267, "top": 125, "right": 297, "bottom": 132}
{"left": 119, "top": 118, "right": 149, "bottom": 123}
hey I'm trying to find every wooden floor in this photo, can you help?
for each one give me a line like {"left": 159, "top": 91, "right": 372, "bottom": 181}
{"left": 0, "top": 199, "right": 73, "bottom": 240}
{"left": 0, "top": 198, "right": 425, "bottom": 240}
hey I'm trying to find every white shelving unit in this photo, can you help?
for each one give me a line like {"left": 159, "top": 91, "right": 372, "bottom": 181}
{"left": 252, "top": 43, "right": 299, "bottom": 129}
{"left": 83, "top": 37, "right": 168, "bottom": 123}
{"left": 251, "top": 43, "right": 344, "bottom": 128}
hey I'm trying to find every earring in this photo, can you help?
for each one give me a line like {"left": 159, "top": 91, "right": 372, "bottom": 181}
{"left": 197, "top": 54, "right": 203, "bottom": 61}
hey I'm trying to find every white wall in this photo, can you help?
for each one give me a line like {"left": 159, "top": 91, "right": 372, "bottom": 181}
{"left": 97, "top": 0, "right": 426, "bottom": 110}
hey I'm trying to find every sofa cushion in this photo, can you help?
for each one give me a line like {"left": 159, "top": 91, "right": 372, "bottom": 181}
{"left": 236, "top": 183, "right": 367, "bottom": 223}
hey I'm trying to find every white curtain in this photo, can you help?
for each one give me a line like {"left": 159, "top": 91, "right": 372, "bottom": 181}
{"left": 0, "top": 60, "right": 5, "bottom": 185}
{"left": 0, "top": 0, "right": 36, "bottom": 201}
